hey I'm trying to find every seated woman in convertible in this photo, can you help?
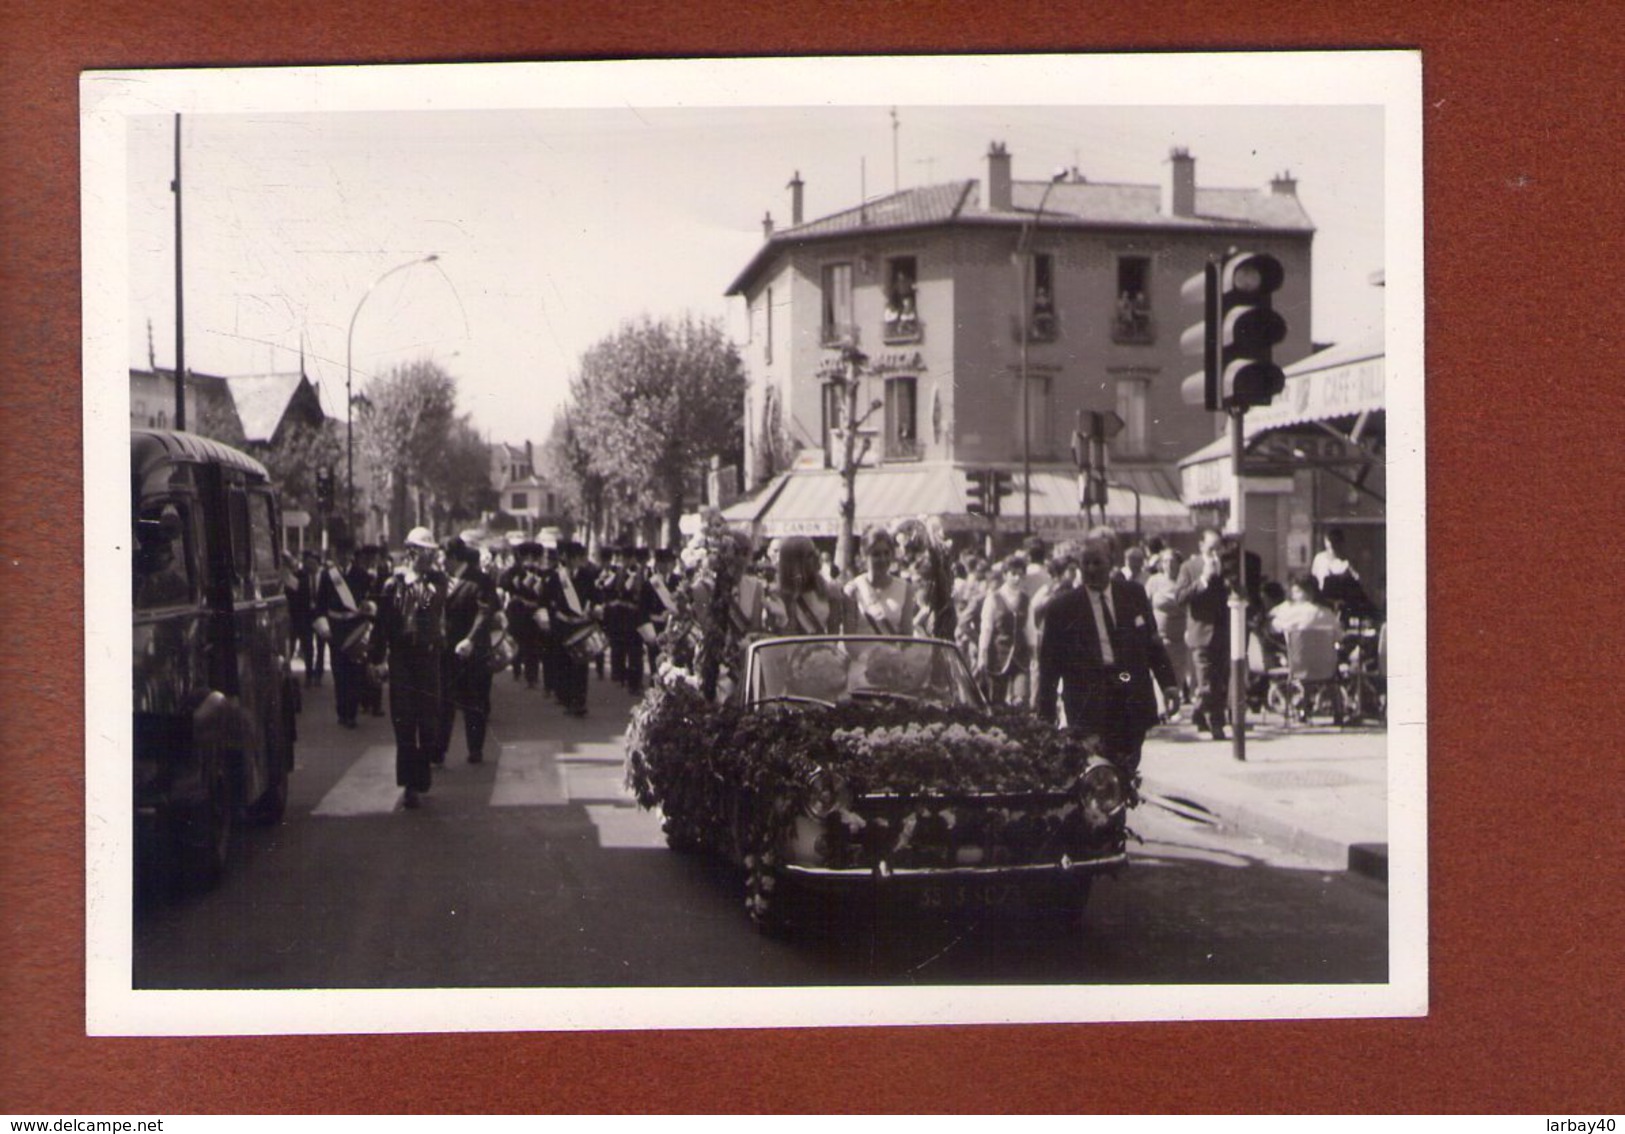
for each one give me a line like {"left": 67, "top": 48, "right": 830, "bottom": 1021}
{"left": 763, "top": 535, "right": 850, "bottom": 637}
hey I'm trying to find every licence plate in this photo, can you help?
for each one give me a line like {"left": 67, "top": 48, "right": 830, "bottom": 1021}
{"left": 916, "top": 882, "right": 1014, "bottom": 910}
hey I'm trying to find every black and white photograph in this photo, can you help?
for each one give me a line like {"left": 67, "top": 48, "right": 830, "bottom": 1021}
{"left": 82, "top": 52, "right": 1425, "bottom": 1035}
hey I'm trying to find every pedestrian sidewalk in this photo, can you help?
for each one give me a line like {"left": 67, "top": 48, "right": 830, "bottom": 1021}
{"left": 1137, "top": 717, "right": 1388, "bottom": 880}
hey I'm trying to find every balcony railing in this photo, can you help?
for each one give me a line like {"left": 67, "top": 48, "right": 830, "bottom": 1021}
{"left": 882, "top": 314, "right": 924, "bottom": 345}
{"left": 1111, "top": 310, "right": 1156, "bottom": 345}
{"left": 882, "top": 435, "right": 923, "bottom": 462}
{"left": 1011, "top": 310, "right": 1060, "bottom": 344}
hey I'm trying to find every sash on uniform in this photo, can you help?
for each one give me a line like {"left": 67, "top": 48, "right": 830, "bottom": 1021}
{"left": 558, "top": 568, "right": 583, "bottom": 616}
{"left": 794, "top": 592, "right": 830, "bottom": 635}
{"left": 327, "top": 566, "right": 358, "bottom": 614}
{"left": 854, "top": 577, "right": 900, "bottom": 635}
{"left": 650, "top": 576, "right": 676, "bottom": 615}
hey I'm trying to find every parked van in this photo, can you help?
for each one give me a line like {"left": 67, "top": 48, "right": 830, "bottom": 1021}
{"left": 132, "top": 429, "right": 299, "bottom": 887}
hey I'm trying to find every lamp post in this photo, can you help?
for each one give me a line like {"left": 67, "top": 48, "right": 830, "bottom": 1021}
{"left": 346, "top": 253, "right": 439, "bottom": 541}
{"left": 1018, "top": 171, "right": 1067, "bottom": 540}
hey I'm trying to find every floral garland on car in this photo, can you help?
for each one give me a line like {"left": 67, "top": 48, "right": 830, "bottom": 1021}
{"left": 652, "top": 508, "right": 752, "bottom": 703}
{"left": 625, "top": 677, "right": 1114, "bottom": 857}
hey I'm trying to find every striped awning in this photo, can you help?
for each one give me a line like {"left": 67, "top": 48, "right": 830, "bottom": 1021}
{"left": 724, "top": 463, "right": 1188, "bottom": 539}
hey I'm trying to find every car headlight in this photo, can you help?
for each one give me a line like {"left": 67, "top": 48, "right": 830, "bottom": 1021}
{"left": 803, "top": 767, "right": 852, "bottom": 820}
{"left": 1076, "top": 760, "right": 1127, "bottom": 820}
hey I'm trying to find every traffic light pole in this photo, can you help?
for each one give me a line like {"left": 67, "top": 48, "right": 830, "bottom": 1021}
{"left": 1228, "top": 406, "right": 1248, "bottom": 763}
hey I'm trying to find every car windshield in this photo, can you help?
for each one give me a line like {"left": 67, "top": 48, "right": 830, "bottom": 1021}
{"left": 748, "top": 636, "right": 984, "bottom": 709}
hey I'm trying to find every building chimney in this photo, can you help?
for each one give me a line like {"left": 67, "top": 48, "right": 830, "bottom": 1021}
{"left": 1162, "top": 146, "right": 1196, "bottom": 218}
{"left": 987, "top": 142, "right": 1012, "bottom": 211}
{"left": 1270, "top": 169, "right": 1298, "bottom": 196}
{"left": 788, "top": 171, "right": 804, "bottom": 226}
{"left": 762, "top": 211, "right": 775, "bottom": 239}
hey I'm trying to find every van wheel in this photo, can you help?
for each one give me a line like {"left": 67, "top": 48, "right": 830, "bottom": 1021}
{"left": 250, "top": 711, "right": 292, "bottom": 825}
{"left": 179, "top": 753, "right": 234, "bottom": 889}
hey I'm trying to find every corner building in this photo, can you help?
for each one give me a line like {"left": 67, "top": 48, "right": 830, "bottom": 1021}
{"left": 724, "top": 144, "right": 1316, "bottom": 547}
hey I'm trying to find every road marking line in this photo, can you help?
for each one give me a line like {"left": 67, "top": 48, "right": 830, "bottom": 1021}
{"left": 584, "top": 804, "right": 666, "bottom": 849}
{"left": 559, "top": 762, "right": 635, "bottom": 803}
{"left": 312, "top": 746, "right": 401, "bottom": 816}
{"left": 490, "top": 740, "right": 567, "bottom": 807}
{"left": 556, "top": 741, "right": 626, "bottom": 764}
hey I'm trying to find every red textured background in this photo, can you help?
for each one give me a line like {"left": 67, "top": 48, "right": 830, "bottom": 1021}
{"left": 3, "top": 1, "right": 1621, "bottom": 1115}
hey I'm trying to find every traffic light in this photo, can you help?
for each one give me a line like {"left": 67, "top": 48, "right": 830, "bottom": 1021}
{"left": 1218, "top": 251, "right": 1287, "bottom": 410}
{"left": 316, "top": 467, "right": 335, "bottom": 512}
{"left": 988, "top": 471, "right": 1014, "bottom": 517}
{"left": 966, "top": 469, "right": 1014, "bottom": 518}
{"left": 1181, "top": 251, "right": 1289, "bottom": 412}
{"left": 1079, "top": 471, "right": 1108, "bottom": 509}
{"left": 1180, "top": 260, "right": 1221, "bottom": 411}
{"left": 965, "top": 469, "right": 990, "bottom": 516}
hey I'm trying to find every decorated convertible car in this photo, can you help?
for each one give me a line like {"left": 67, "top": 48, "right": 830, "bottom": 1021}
{"left": 625, "top": 634, "right": 1135, "bottom": 933}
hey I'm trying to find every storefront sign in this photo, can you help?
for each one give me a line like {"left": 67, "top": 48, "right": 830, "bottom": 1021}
{"left": 1249, "top": 356, "right": 1384, "bottom": 431}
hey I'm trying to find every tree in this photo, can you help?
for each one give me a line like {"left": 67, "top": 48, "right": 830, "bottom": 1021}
{"left": 259, "top": 417, "right": 343, "bottom": 518}
{"left": 539, "top": 406, "right": 606, "bottom": 546}
{"left": 569, "top": 315, "right": 746, "bottom": 546}
{"left": 355, "top": 358, "right": 468, "bottom": 542}
{"left": 822, "top": 337, "right": 884, "bottom": 577}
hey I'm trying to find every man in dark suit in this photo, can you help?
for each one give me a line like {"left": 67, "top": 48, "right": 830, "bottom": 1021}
{"left": 1035, "top": 537, "right": 1178, "bottom": 773}
{"left": 1173, "top": 527, "right": 1233, "bottom": 740}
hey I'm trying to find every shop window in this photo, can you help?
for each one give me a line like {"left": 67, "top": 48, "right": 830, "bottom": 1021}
{"left": 883, "top": 256, "right": 921, "bottom": 343}
{"left": 820, "top": 262, "right": 854, "bottom": 345}
{"left": 884, "top": 377, "right": 920, "bottom": 460}
{"left": 1113, "top": 256, "right": 1154, "bottom": 344}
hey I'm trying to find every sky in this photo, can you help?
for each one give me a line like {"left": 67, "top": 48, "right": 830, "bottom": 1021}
{"left": 116, "top": 58, "right": 1398, "bottom": 451}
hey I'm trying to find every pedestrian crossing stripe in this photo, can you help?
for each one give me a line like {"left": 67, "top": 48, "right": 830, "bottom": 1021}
{"left": 311, "top": 745, "right": 403, "bottom": 816}
{"left": 490, "top": 740, "right": 568, "bottom": 807}
{"left": 311, "top": 740, "right": 642, "bottom": 816}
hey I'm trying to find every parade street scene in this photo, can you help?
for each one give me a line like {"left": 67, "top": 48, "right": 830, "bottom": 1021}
{"left": 102, "top": 62, "right": 1411, "bottom": 1018}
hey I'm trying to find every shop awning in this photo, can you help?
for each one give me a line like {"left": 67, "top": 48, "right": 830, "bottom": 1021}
{"left": 1245, "top": 335, "right": 1385, "bottom": 433}
{"left": 1179, "top": 336, "right": 1387, "bottom": 505}
{"left": 725, "top": 463, "right": 1188, "bottom": 539}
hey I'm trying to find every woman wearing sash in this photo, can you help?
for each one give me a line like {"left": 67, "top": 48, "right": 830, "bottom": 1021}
{"left": 765, "top": 536, "right": 849, "bottom": 637}
{"left": 843, "top": 526, "right": 917, "bottom": 636}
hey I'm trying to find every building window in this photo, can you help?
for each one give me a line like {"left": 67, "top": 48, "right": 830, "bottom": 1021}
{"left": 511, "top": 492, "right": 528, "bottom": 511}
{"left": 764, "top": 286, "right": 773, "bottom": 364}
{"left": 884, "top": 376, "right": 920, "bottom": 460}
{"left": 820, "top": 381, "right": 842, "bottom": 466}
{"left": 1014, "top": 373, "right": 1054, "bottom": 458}
{"left": 1114, "top": 375, "right": 1151, "bottom": 459}
{"left": 883, "top": 256, "right": 920, "bottom": 343}
{"left": 547, "top": 493, "right": 556, "bottom": 514}
{"left": 820, "top": 262, "right": 853, "bottom": 345}
{"left": 1113, "top": 256, "right": 1154, "bottom": 344}
{"left": 1024, "top": 253, "right": 1058, "bottom": 342}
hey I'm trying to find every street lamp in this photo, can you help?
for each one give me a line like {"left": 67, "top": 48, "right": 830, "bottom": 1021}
{"left": 345, "top": 253, "right": 439, "bottom": 540}
{"left": 1018, "top": 170, "right": 1067, "bottom": 540}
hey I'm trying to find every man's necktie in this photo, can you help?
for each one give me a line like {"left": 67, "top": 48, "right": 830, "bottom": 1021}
{"left": 1098, "top": 590, "right": 1118, "bottom": 665}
